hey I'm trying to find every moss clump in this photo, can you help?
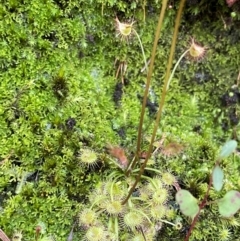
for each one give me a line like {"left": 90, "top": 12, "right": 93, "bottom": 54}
{"left": 52, "top": 74, "right": 69, "bottom": 101}
{"left": 1, "top": 0, "right": 240, "bottom": 240}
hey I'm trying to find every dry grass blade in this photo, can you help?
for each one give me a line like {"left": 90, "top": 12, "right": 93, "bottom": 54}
{"left": 0, "top": 151, "right": 13, "bottom": 165}
{"left": 0, "top": 229, "right": 11, "bottom": 241}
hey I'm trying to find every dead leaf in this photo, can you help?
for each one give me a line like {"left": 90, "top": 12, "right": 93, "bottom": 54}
{"left": 161, "top": 142, "right": 184, "bottom": 157}
{"left": 0, "top": 229, "right": 11, "bottom": 241}
{"left": 107, "top": 145, "right": 129, "bottom": 168}
{"left": 226, "top": 0, "right": 238, "bottom": 7}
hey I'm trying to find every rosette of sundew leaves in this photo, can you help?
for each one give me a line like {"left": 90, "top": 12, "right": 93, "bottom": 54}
{"left": 78, "top": 171, "right": 181, "bottom": 240}
{"left": 0, "top": 227, "right": 55, "bottom": 241}
{"left": 175, "top": 140, "right": 239, "bottom": 240}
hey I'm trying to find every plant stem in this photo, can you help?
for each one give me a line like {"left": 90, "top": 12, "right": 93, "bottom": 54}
{"left": 125, "top": 29, "right": 148, "bottom": 174}
{"left": 114, "top": 217, "right": 118, "bottom": 240}
{"left": 184, "top": 175, "right": 213, "bottom": 241}
{"left": 126, "top": 0, "right": 168, "bottom": 177}
{"left": 142, "top": 0, "right": 146, "bottom": 22}
{"left": 140, "top": 227, "right": 147, "bottom": 241}
{"left": 184, "top": 162, "right": 219, "bottom": 240}
{"left": 123, "top": 0, "right": 186, "bottom": 205}
{"left": 167, "top": 49, "right": 189, "bottom": 90}
{"left": 132, "top": 28, "right": 148, "bottom": 73}
{"left": 159, "top": 219, "right": 177, "bottom": 227}
{"left": 0, "top": 229, "right": 11, "bottom": 241}
{"left": 146, "top": 0, "right": 187, "bottom": 161}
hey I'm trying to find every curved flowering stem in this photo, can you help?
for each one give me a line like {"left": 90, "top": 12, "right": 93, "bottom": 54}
{"left": 132, "top": 28, "right": 148, "bottom": 73}
{"left": 166, "top": 49, "right": 189, "bottom": 90}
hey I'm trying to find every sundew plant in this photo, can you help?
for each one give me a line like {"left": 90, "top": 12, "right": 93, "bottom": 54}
{"left": 0, "top": 0, "right": 240, "bottom": 240}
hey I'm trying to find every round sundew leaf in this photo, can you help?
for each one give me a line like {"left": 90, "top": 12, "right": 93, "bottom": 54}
{"left": 176, "top": 190, "right": 199, "bottom": 219}
{"left": 218, "top": 190, "right": 240, "bottom": 217}
{"left": 219, "top": 140, "right": 237, "bottom": 159}
{"left": 212, "top": 165, "right": 224, "bottom": 191}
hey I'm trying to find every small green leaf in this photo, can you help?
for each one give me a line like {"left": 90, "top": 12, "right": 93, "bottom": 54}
{"left": 218, "top": 190, "right": 240, "bottom": 217}
{"left": 176, "top": 190, "right": 199, "bottom": 219}
{"left": 212, "top": 165, "right": 224, "bottom": 191}
{"left": 219, "top": 140, "right": 237, "bottom": 159}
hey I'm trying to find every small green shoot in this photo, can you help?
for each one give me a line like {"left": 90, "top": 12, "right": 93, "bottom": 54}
{"left": 176, "top": 140, "right": 238, "bottom": 241}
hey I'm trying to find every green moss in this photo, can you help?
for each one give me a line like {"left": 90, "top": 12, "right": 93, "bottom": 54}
{"left": 0, "top": 0, "right": 240, "bottom": 240}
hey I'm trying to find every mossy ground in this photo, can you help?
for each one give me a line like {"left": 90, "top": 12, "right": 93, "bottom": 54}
{"left": 0, "top": 0, "right": 240, "bottom": 240}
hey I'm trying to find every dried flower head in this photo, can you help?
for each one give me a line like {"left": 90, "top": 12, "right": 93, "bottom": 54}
{"left": 161, "top": 142, "right": 184, "bottom": 157}
{"left": 188, "top": 38, "right": 206, "bottom": 61}
{"left": 226, "top": 0, "right": 238, "bottom": 7}
{"left": 107, "top": 145, "right": 128, "bottom": 168}
{"left": 115, "top": 17, "right": 135, "bottom": 41}
{"left": 35, "top": 221, "right": 47, "bottom": 234}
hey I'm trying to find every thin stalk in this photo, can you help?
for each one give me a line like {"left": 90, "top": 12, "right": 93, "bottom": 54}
{"left": 166, "top": 49, "right": 189, "bottom": 90}
{"left": 184, "top": 161, "right": 218, "bottom": 241}
{"left": 122, "top": 0, "right": 186, "bottom": 205}
{"left": 0, "top": 230, "right": 11, "bottom": 241}
{"left": 114, "top": 217, "right": 118, "bottom": 240}
{"left": 237, "top": 69, "right": 240, "bottom": 86}
{"left": 125, "top": 29, "right": 148, "bottom": 174}
{"left": 146, "top": 0, "right": 187, "bottom": 159}
{"left": 159, "top": 219, "right": 178, "bottom": 227}
{"left": 184, "top": 176, "right": 212, "bottom": 241}
{"left": 134, "top": 209, "right": 153, "bottom": 224}
{"left": 126, "top": 0, "right": 169, "bottom": 176}
{"left": 140, "top": 227, "right": 147, "bottom": 241}
{"left": 132, "top": 28, "right": 148, "bottom": 73}
{"left": 142, "top": 0, "right": 146, "bottom": 22}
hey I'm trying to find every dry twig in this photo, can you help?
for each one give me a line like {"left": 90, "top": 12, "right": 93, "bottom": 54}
{"left": 0, "top": 229, "right": 11, "bottom": 241}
